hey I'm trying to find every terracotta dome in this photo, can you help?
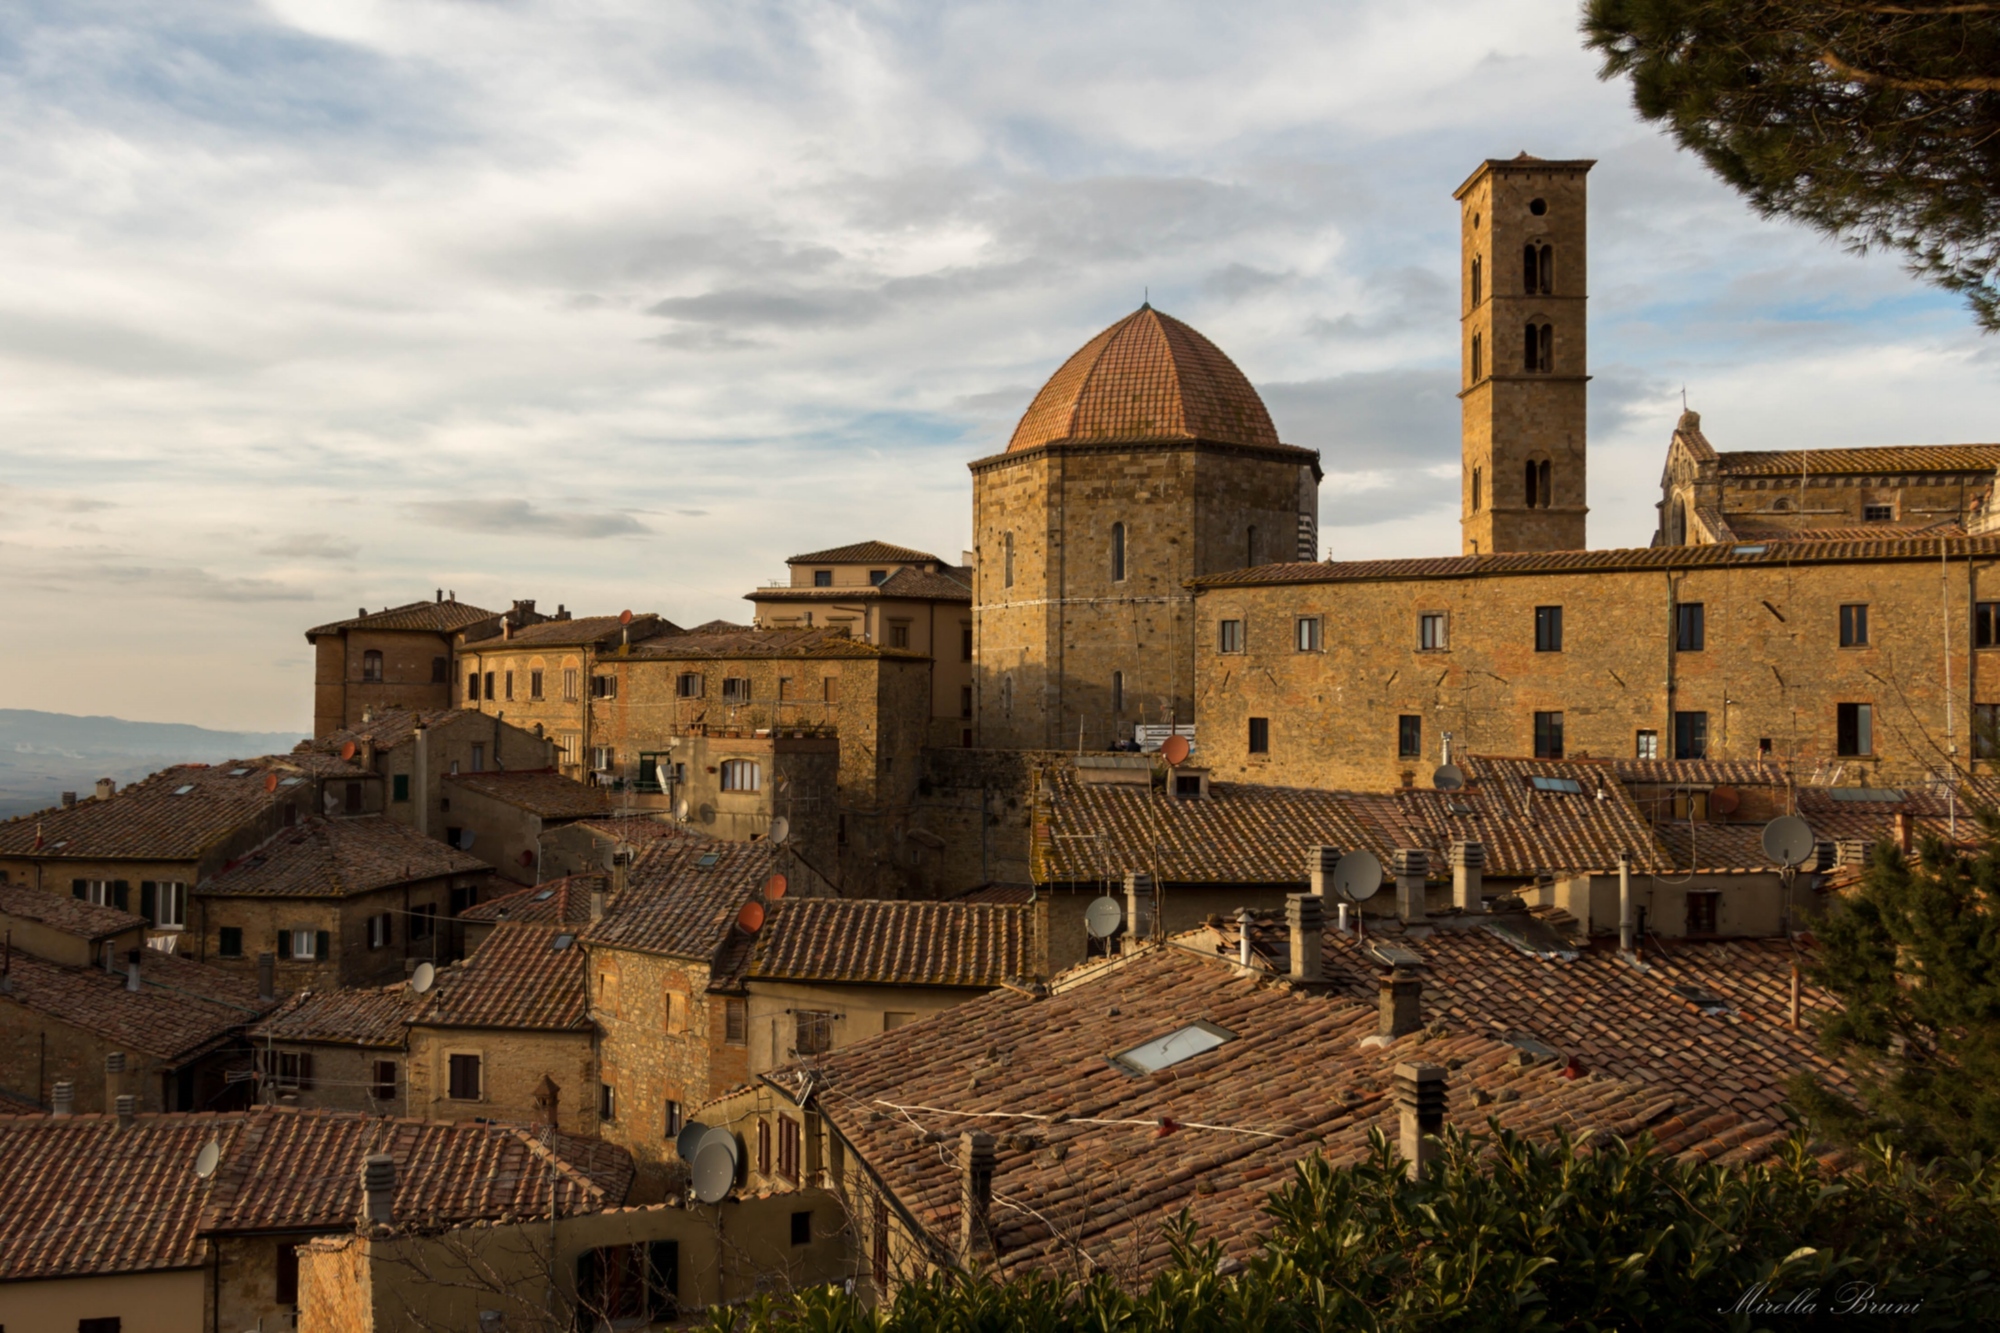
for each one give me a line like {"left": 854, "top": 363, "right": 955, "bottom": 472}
{"left": 1006, "top": 306, "right": 1282, "bottom": 453}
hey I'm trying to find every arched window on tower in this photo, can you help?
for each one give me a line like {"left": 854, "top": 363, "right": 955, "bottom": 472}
{"left": 1110, "top": 522, "right": 1126, "bottom": 582}
{"left": 1523, "top": 243, "right": 1537, "bottom": 295}
{"left": 1538, "top": 459, "right": 1552, "bottom": 507}
{"left": 1537, "top": 245, "right": 1553, "bottom": 294}
{"left": 1470, "top": 332, "right": 1482, "bottom": 383}
{"left": 1471, "top": 467, "right": 1482, "bottom": 512}
{"left": 1470, "top": 256, "right": 1482, "bottom": 306}
{"left": 1524, "top": 322, "right": 1552, "bottom": 372}
{"left": 1003, "top": 531, "right": 1014, "bottom": 588}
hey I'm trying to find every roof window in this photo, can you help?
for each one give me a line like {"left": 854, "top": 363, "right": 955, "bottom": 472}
{"left": 280, "top": 777, "right": 303, "bottom": 787}
{"left": 1733, "top": 544, "right": 1767, "bottom": 556}
{"left": 533, "top": 889, "right": 555, "bottom": 901}
{"left": 1528, "top": 775, "right": 1582, "bottom": 794}
{"left": 1828, "top": 787, "right": 1904, "bottom": 802}
{"left": 697, "top": 851, "right": 721, "bottom": 868}
{"left": 1669, "top": 984, "right": 1733, "bottom": 1016}
{"left": 552, "top": 934, "right": 575, "bottom": 951}
{"left": 227, "top": 768, "right": 250, "bottom": 777}
{"left": 173, "top": 784, "right": 196, "bottom": 796}
{"left": 1111, "top": 1020, "right": 1234, "bottom": 1076}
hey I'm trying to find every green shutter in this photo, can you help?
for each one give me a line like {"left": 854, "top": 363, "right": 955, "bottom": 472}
{"left": 111, "top": 880, "right": 129, "bottom": 911}
{"left": 316, "top": 930, "right": 331, "bottom": 961}
{"left": 72, "top": 879, "right": 85, "bottom": 900}
{"left": 277, "top": 931, "right": 292, "bottom": 960}
{"left": 140, "top": 882, "right": 156, "bottom": 923}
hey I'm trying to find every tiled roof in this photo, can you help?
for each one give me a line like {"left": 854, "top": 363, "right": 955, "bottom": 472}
{"left": 197, "top": 816, "right": 489, "bottom": 899}
{"left": 306, "top": 598, "right": 496, "bottom": 638}
{"left": 1, "top": 949, "right": 274, "bottom": 1061}
{"left": 0, "top": 882, "right": 146, "bottom": 939}
{"left": 443, "top": 771, "right": 614, "bottom": 819}
{"left": 744, "top": 899, "right": 1037, "bottom": 986}
{"left": 300, "top": 708, "right": 465, "bottom": 754}
{"left": 460, "top": 875, "right": 605, "bottom": 926}
{"left": 461, "top": 613, "right": 678, "bottom": 650}
{"left": 1006, "top": 307, "right": 1290, "bottom": 454}
{"left": 1611, "top": 758, "right": 1788, "bottom": 787}
{"left": 1716, "top": 445, "right": 2000, "bottom": 477}
{"left": 416, "top": 924, "right": 590, "bottom": 1031}
{"left": 688, "top": 619, "right": 753, "bottom": 634}
{"left": 249, "top": 983, "right": 423, "bottom": 1047}
{"left": 1190, "top": 535, "right": 2000, "bottom": 588}
{"left": 763, "top": 941, "right": 1813, "bottom": 1279}
{"left": 787, "top": 540, "right": 944, "bottom": 566}
{"left": 0, "top": 756, "right": 335, "bottom": 861}
{"left": 583, "top": 835, "right": 773, "bottom": 962}
{"left": 627, "top": 625, "right": 922, "bottom": 661}
{"left": 746, "top": 567, "right": 971, "bottom": 603}
{"left": 1729, "top": 520, "right": 1968, "bottom": 543}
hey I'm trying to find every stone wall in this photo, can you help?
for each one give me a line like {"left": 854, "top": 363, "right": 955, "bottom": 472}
{"left": 910, "top": 747, "right": 1045, "bottom": 896}
{"left": 259, "top": 1038, "right": 406, "bottom": 1117}
{"left": 590, "top": 947, "right": 726, "bottom": 1200}
{"left": 314, "top": 628, "right": 456, "bottom": 739}
{"left": 196, "top": 873, "right": 474, "bottom": 991}
{"left": 403, "top": 1024, "right": 597, "bottom": 1136}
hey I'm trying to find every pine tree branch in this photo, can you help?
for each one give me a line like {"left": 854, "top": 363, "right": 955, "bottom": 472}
{"left": 1818, "top": 51, "right": 2000, "bottom": 94}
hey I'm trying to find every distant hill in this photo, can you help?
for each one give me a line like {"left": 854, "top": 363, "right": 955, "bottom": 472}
{"left": 0, "top": 709, "right": 306, "bottom": 820}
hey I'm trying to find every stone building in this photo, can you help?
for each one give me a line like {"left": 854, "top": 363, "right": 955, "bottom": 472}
{"left": 306, "top": 592, "right": 524, "bottom": 738}
{"left": 438, "top": 770, "right": 616, "bottom": 884}
{"left": 969, "top": 304, "right": 1322, "bottom": 751}
{"left": 247, "top": 983, "right": 421, "bottom": 1116}
{"left": 302, "top": 706, "right": 558, "bottom": 846}
{"left": 746, "top": 538, "right": 975, "bottom": 747}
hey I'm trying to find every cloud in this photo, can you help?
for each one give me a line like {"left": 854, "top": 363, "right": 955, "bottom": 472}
{"left": 259, "top": 532, "right": 360, "bottom": 560}
{"left": 402, "top": 499, "right": 651, "bottom": 539}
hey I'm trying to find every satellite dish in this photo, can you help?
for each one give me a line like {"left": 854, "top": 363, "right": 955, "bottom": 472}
{"left": 676, "top": 1119, "right": 710, "bottom": 1162}
{"left": 691, "top": 1130, "right": 739, "bottom": 1203}
{"left": 698, "top": 803, "right": 716, "bottom": 825}
{"left": 410, "top": 961, "right": 436, "bottom": 994}
{"left": 1711, "top": 785, "right": 1741, "bottom": 815}
{"left": 1433, "top": 764, "right": 1465, "bottom": 793}
{"left": 768, "top": 816, "right": 790, "bottom": 845}
{"left": 264, "top": 772, "right": 279, "bottom": 794}
{"left": 323, "top": 791, "right": 341, "bottom": 815}
{"left": 193, "top": 1139, "right": 221, "bottom": 1180}
{"left": 737, "top": 900, "right": 765, "bottom": 934}
{"left": 1331, "top": 849, "right": 1384, "bottom": 902}
{"left": 518, "top": 849, "right": 535, "bottom": 867}
{"left": 1083, "top": 895, "right": 1124, "bottom": 939}
{"left": 619, "top": 609, "right": 634, "bottom": 625}
{"left": 340, "top": 741, "right": 357, "bottom": 762}
{"left": 458, "top": 831, "right": 475, "bottom": 851}
{"left": 1762, "top": 815, "right": 1816, "bottom": 867}
{"left": 764, "top": 872, "right": 788, "bottom": 902}
{"left": 675, "top": 799, "right": 690, "bottom": 822}
{"left": 1160, "top": 734, "right": 1191, "bottom": 766}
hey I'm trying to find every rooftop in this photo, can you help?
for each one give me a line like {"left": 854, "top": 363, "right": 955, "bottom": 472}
{"left": 460, "top": 874, "right": 606, "bottom": 927}
{"left": 583, "top": 833, "right": 776, "bottom": 962}
{"left": 249, "top": 982, "right": 425, "bottom": 1047}
{"left": 0, "top": 881, "right": 147, "bottom": 940}
{"left": 786, "top": 539, "right": 945, "bottom": 566}
{"left": 415, "top": 923, "right": 591, "bottom": 1031}
{"left": 306, "top": 597, "right": 496, "bottom": 639}
{"left": 748, "top": 566, "right": 972, "bottom": 603}
{"left": 442, "top": 770, "right": 615, "bottom": 820}
{"left": 1716, "top": 444, "right": 2000, "bottom": 477}
{"left": 1, "top": 949, "right": 275, "bottom": 1062}
{"left": 197, "top": 816, "right": 489, "bottom": 899}
{"left": 626, "top": 625, "right": 926, "bottom": 662}
{"left": 742, "top": 898, "right": 1039, "bottom": 988}
{"left": 300, "top": 708, "right": 468, "bottom": 754}
{"left": 461, "top": 612, "right": 679, "bottom": 650}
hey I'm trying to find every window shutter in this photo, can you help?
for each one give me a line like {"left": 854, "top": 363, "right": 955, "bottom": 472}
{"left": 112, "top": 880, "right": 129, "bottom": 911}
{"left": 316, "top": 930, "right": 331, "bottom": 961}
{"left": 278, "top": 930, "right": 292, "bottom": 960}
{"left": 383, "top": 912, "right": 393, "bottom": 945}
{"left": 73, "top": 878, "right": 86, "bottom": 900}
{"left": 299, "top": 1052, "right": 315, "bottom": 1091}
{"left": 140, "top": 882, "right": 156, "bottom": 923}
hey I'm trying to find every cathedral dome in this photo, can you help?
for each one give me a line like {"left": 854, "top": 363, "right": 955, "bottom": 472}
{"left": 1006, "top": 306, "right": 1282, "bottom": 453}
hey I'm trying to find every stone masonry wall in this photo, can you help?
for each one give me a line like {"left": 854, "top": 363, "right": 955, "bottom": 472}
{"left": 590, "top": 946, "right": 728, "bottom": 1200}
{"left": 404, "top": 1023, "right": 597, "bottom": 1136}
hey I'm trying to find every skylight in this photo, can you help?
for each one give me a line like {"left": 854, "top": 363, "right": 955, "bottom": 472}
{"left": 227, "top": 768, "right": 249, "bottom": 777}
{"left": 173, "top": 784, "right": 196, "bottom": 796}
{"left": 1669, "top": 984, "right": 1733, "bottom": 1016}
{"left": 280, "top": 777, "right": 302, "bottom": 787}
{"left": 551, "top": 934, "right": 575, "bottom": 951}
{"left": 1733, "top": 544, "right": 1767, "bottom": 556}
{"left": 1529, "top": 776, "right": 1582, "bottom": 794}
{"left": 697, "top": 851, "right": 721, "bottom": 868}
{"left": 533, "top": 889, "right": 555, "bottom": 901}
{"left": 1111, "top": 1020, "right": 1234, "bottom": 1075}
{"left": 1829, "top": 788, "right": 1903, "bottom": 803}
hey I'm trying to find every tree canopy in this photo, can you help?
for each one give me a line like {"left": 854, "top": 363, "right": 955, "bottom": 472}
{"left": 1584, "top": 1, "right": 2000, "bottom": 331}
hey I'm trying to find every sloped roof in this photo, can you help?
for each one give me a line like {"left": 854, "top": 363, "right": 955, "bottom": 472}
{"left": 627, "top": 625, "right": 923, "bottom": 661}
{"left": 444, "top": 771, "right": 614, "bottom": 820}
{"left": 787, "top": 540, "right": 943, "bottom": 566}
{"left": 250, "top": 983, "right": 423, "bottom": 1047}
{"left": 583, "top": 835, "right": 773, "bottom": 962}
{"left": 0, "top": 756, "right": 347, "bottom": 862}
{"left": 747, "top": 566, "right": 971, "bottom": 603}
{"left": 196, "top": 816, "right": 489, "bottom": 899}
{"left": 744, "top": 899, "right": 1037, "bottom": 987}
{"left": 300, "top": 708, "right": 466, "bottom": 754}
{"left": 0, "top": 882, "right": 146, "bottom": 940}
{"left": 461, "top": 613, "right": 678, "bottom": 650}
{"left": 414, "top": 924, "right": 591, "bottom": 1031}
{"left": 306, "top": 598, "right": 495, "bottom": 638}
{"left": 1716, "top": 444, "right": 2000, "bottom": 477}
{"left": 1, "top": 949, "right": 274, "bottom": 1062}
{"left": 460, "top": 874, "right": 606, "bottom": 927}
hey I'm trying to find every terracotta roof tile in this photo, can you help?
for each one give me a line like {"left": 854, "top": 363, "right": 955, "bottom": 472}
{"left": 747, "top": 567, "right": 971, "bottom": 604}
{"left": 786, "top": 540, "right": 944, "bottom": 565}
{"left": 250, "top": 983, "right": 422, "bottom": 1047}
{"left": 300, "top": 708, "right": 466, "bottom": 754}
{"left": 1729, "top": 519, "right": 1967, "bottom": 542}
{"left": 582, "top": 834, "right": 773, "bottom": 961}
{"left": 0, "top": 882, "right": 147, "bottom": 939}
{"left": 443, "top": 771, "right": 614, "bottom": 820}
{"left": 746, "top": 899, "right": 1037, "bottom": 986}
{"left": 1716, "top": 444, "right": 2000, "bottom": 477}
{"left": 414, "top": 924, "right": 589, "bottom": 1031}
{"left": 460, "top": 875, "right": 605, "bottom": 926}
{"left": 0, "top": 757, "right": 346, "bottom": 862}
{"left": 1, "top": 949, "right": 275, "bottom": 1061}
{"left": 627, "top": 626, "right": 922, "bottom": 661}
{"left": 461, "top": 613, "right": 678, "bottom": 650}
{"left": 305, "top": 598, "right": 496, "bottom": 638}
{"left": 197, "top": 816, "right": 489, "bottom": 899}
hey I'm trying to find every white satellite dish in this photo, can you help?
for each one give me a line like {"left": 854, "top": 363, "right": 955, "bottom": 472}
{"left": 323, "top": 791, "right": 340, "bottom": 815}
{"left": 1083, "top": 895, "right": 1124, "bottom": 939}
{"left": 675, "top": 799, "right": 690, "bottom": 822}
{"left": 410, "top": 961, "right": 436, "bottom": 995}
{"left": 1433, "top": 764, "right": 1465, "bottom": 793}
{"left": 1331, "top": 849, "right": 1384, "bottom": 902}
{"left": 1762, "top": 815, "right": 1816, "bottom": 868}
{"left": 193, "top": 1139, "right": 221, "bottom": 1180}
{"left": 458, "top": 830, "right": 475, "bottom": 851}
{"left": 675, "top": 1119, "right": 709, "bottom": 1162}
{"left": 768, "top": 816, "right": 790, "bottom": 845}
{"left": 691, "top": 1129, "right": 740, "bottom": 1204}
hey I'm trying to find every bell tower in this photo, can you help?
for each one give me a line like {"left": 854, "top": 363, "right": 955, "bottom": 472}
{"left": 1456, "top": 154, "right": 1592, "bottom": 554}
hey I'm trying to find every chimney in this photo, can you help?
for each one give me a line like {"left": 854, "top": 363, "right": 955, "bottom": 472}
{"left": 1379, "top": 966, "right": 1423, "bottom": 1039}
{"left": 1393, "top": 849, "right": 1429, "bottom": 924}
{"left": 360, "top": 738, "right": 375, "bottom": 770}
{"left": 502, "top": 619, "right": 513, "bottom": 641}
{"left": 359, "top": 606, "right": 368, "bottom": 618}
{"left": 105, "top": 1052, "right": 125, "bottom": 1108}
{"left": 257, "top": 952, "right": 276, "bottom": 1003}
{"left": 51, "top": 1080, "right": 74, "bottom": 1117}
{"left": 436, "top": 588, "right": 443, "bottom": 603}
{"left": 532, "top": 1074, "right": 560, "bottom": 1129}
{"left": 590, "top": 885, "right": 606, "bottom": 925}
{"left": 1894, "top": 812, "right": 1913, "bottom": 854}
{"left": 610, "top": 851, "right": 630, "bottom": 900}
{"left": 1285, "top": 893, "right": 1323, "bottom": 983}
{"left": 60, "top": 791, "right": 77, "bottom": 809}
{"left": 125, "top": 948, "right": 142, "bottom": 993}
{"left": 1235, "top": 907, "right": 1254, "bottom": 968}
{"left": 361, "top": 706, "right": 373, "bottom": 725}
{"left": 1122, "top": 872, "right": 1156, "bottom": 950}
{"left": 1449, "top": 841, "right": 1484, "bottom": 914}
{"left": 958, "top": 1131, "right": 997, "bottom": 1261}
{"left": 1392, "top": 1063, "right": 1447, "bottom": 1182}
{"left": 115, "top": 1094, "right": 136, "bottom": 1129}
{"left": 359, "top": 1152, "right": 395, "bottom": 1228}
{"left": 1307, "top": 845, "right": 1341, "bottom": 897}
{"left": 1618, "top": 851, "right": 1635, "bottom": 955}
{"left": 95, "top": 778, "right": 115, "bottom": 801}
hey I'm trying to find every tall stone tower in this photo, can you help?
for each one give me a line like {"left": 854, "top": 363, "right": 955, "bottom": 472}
{"left": 1455, "top": 154, "right": 1593, "bottom": 555}
{"left": 969, "top": 306, "right": 1321, "bottom": 750}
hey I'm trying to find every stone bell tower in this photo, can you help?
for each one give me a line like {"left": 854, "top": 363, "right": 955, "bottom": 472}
{"left": 1456, "top": 154, "right": 1593, "bottom": 554}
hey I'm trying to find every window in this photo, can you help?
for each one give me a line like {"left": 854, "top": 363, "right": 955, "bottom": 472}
{"left": 1111, "top": 522, "right": 1126, "bottom": 582}
{"left": 664, "top": 990, "right": 689, "bottom": 1036}
{"left": 409, "top": 903, "right": 437, "bottom": 940}
{"left": 1674, "top": 710, "right": 1709, "bottom": 760}
{"left": 563, "top": 668, "right": 579, "bottom": 701}
{"left": 1863, "top": 503, "right": 1894, "bottom": 522}
{"left": 1398, "top": 714, "right": 1422, "bottom": 759}
{"left": 1471, "top": 467, "right": 1482, "bottom": 511}
{"left": 757, "top": 1117, "right": 772, "bottom": 1175}
{"left": 722, "top": 677, "right": 751, "bottom": 703}
{"left": 372, "top": 1060, "right": 396, "bottom": 1101}
{"left": 449, "top": 1053, "right": 482, "bottom": 1100}
{"left": 1977, "top": 703, "right": 2000, "bottom": 759}
{"left": 1419, "top": 613, "right": 1447, "bottom": 651}
{"left": 1247, "top": 717, "right": 1270, "bottom": 754}
{"left": 778, "top": 1115, "right": 801, "bottom": 1181}
{"left": 718, "top": 759, "right": 761, "bottom": 792}
{"left": 559, "top": 733, "right": 580, "bottom": 767}
{"left": 1295, "top": 617, "right": 1322, "bottom": 652}
{"left": 1671, "top": 790, "right": 1711, "bottom": 822}
{"left": 1838, "top": 702, "right": 1874, "bottom": 756}
{"left": 470, "top": 743, "right": 485, "bottom": 773}
{"left": 814, "top": 569, "right": 832, "bottom": 587}
{"left": 1524, "top": 457, "right": 1552, "bottom": 508}
{"left": 884, "top": 1011, "right": 915, "bottom": 1030}
{"left": 80, "top": 1317, "right": 124, "bottom": 1333}
{"left": 1978, "top": 603, "right": 2000, "bottom": 648}
{"left": 269, "top": 1050, "right": 314, "bottom": 1091}
{"left": 142, "top": 881, "right": 187, "bottom": 929}
{"left": 888, "top": 622, "right": 910, "bottom": 649}
{"left": 530, "top": 668, "right": 544, "bottom": 699}
{"left": 590, "top": 745, "right": 613, "bottom": 772}
{"left": 1003, "top": 531, "right": 1015, "bottom": 588}
{"left": 599, "top": 1082, "right": 616, "bottom": 1121}
{"left": 1676, "top": 603, "right": 1705, "bottom": 652}
{"left": 1470, "top": 255, "right": 1482, "bottom": 306}
{"left": 867, "top": 569, "right": 888, "bottom": 586}
{"left": 1174, "top": 773, "right": 1203, "bottom": 798}
{"left": 961, "top": 625, "right": 973, "bottom": 661}
{"left": 276, "top": 1239, "right": 300, "bottom": 1307}
{"left": 1534, "top": 605, "right": 1563, "bottom": 652}
{"left": 219, "top": 926, "right": 243, "bottom": 958}
{"left": 725, "top": 998, "right": 747, "bottom": 1045}
{"left": 872, "top": 1206, "right": 890, "bottom": 1287}
{"left": 367, "top": 913, "right": 391, "bottom": 950}
{"left": 1533, "top": 711, "right": 1564, "bottom": 760}
{"left": 466, "top": 670, "right": 480, "bottom": 702}
{"left": 795, "top": 1009, "right": 833, "bottom": 1056}
{"left": 1112, "top": 1021, "right": 1234, "bottom": 1075}
{"left": 392, "top": 773, "right": 410, "bottom": 803}
{"left": 1840, "top": 604, "right": 1870, "bottom": 647}
{"left": 823, "top": 676, "right": 840, "bottom": 703}
{"left": 792, "top": 1209, "right": 813, "bottom": 1246}
{"left": 1217, "top": 619, "right": 1245, "bottom": 653}
{"left": 1111, "top": 671, "right": 1124, "bottom": 713}
{"left": 1635, "top": 730, "right": 1659, "bottom": 760}
{"left": 676, "top": 672, "right": 702, "bottom": 698}
{"left": 591, "top": 674, "right": 618, "bottom": 700}
{"left": 362, "top": 650, "right": 383, "bottom": 682}
{"left": 1686, "top": 891, "right": 1720, "bottom": 937}
{"left": 431, "top": 656, "right": 448, "bottom": 683}
{"left": 1469, "top": 331, "right": 1483, "bottom": 384}
{"left": 484, "top": 671, "right": 495, "bottom": 700}
{"left": 344, "top": 780, "right": 364, "bottom": 813}
{"left": 1524, "top": 242, "right": 1551, "bottom": 294}
{"left": 960, "top": 685, "right": 973, "bottom": 720}
{"left": 278, "top": 928, "right": 327, "bottom": 961}
{"left": 576, "top": 1242, "right": 678, "bottom": 1322}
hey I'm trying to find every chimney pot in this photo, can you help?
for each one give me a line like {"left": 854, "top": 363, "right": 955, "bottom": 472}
{"left": 360, "top": 1152, "right": 395, "bottom": 1228}
{"left": 95, "top": 778, "right": 115, "bottom": 801}
{"left": 1379, "top": 965, "right": 1423, "bottom": 1039}
{"left": 436, "top": 588, "right": 443, "bottom": 603}
{"left": 1307, "top": 845, "right": 1341, "bottom": 897}
{"left": 257, "top": 952, "right": 276, "bottom": 1003}
{"left": 959, "top": 1130, "right": 997, "bottom": 1260}
{"left": 1450, "top": 840, "right": 1485, "bottom": 914}
{"left": 51, "top": 1081, "right": 74, "bottom": 1117}
{"left": 115, "top": 1094, "right": 136, "bottom": 1128}
{"left": 1285, "top": 893, "right": 1324, "bottom": 983}
{"left": 1122, "top": 871, "right": 1155, "bottom": 950}
{"left": 106, "top": 1051, "right": 125, "bottom": 1107}
{"left": 1235, "top": 907, "right": 1255, "bottom": 968}
{"left": 125, "top": 949, "right": 142, "bottom": 993}
{"left": 61, "top": 791, "right": 77, "bottom": 809}
{"left": 1393, "top": 848, "right": 1429, "bottom": 924}
{"left": 590, "top": 888, "right": 606, "bottom": 924}
{"left": 1392, "top": 1062, "right": 1447, "bottom": 1181}
{"left": 106, "top": 1052, "right": 126, "bottom": 1074}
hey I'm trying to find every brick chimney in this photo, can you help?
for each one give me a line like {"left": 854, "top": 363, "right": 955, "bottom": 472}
{"left": 51, "top": 1081, "right": 73, "bottom": 1117}
{"left": 1392, "top": 1063, "right": 1447, "bottom": 1182}
{"left": 590, "top": 886, "right": 606, "bottom": 924}
{"left": 958, "top": 1131, "right": 997, "bottom": 1261}
{"left": 125, "top": 948, "right": 142, "bottom": 993}
{"left": 1307, "top": 845, "right": 1341, "bottom": 897}
{"left": 115, "top": 1094, "right": 136, "bottom": 1130}
{"left": 257, "top": 952, "right": 276, "bottom": 1002}
{"left": 60, "top": 791, "right": 77, "bottom": 809}
{"left": 95, "top": 778, "right": 116, "bottom": 801}
{"left": 1894, "top": 812, "right": 1913, "bottom": 854}
{"left": 1393, "top": 849, "right": 1429, "bottom": 924}
{"left": 532, "top": 1074, "right": 560, "bottom": 1128}
{"left": 1123, "top": 871, "right": 1156, "bottom": 950}
{"left": 1379, "top": 966, "right": 1422, "bottom": 1039}
{"left": 105, "top": 1052, "right": 125, "bottom": 1108}
{"left": 1286, "top": 893, "right": 1323, "bottom": 983}
{"left": 359, "top": 1152, "right": 395, "bottom": 1228}
{"left": 1449, "top": 841, "right": 1484, "bottom": 914}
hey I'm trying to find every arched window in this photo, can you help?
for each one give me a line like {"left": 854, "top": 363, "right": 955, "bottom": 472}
{"left": 1525, "top": 459, "right": 1539, "bottom": 508}
{"left": 1672, "top": 502, "right": 1688, "bottom": 545}
{"left": 1471, "top": 467, "right": 1482, "bottom": 512}
{"left": 1246, "top": 526, "right": 1258, "bottom": 568}
{"left": 1540, "top": 322, "right": 1553, "bottom": 370}
{"left": 1003, "top": 532, "right": 1014, "bottom": 588}
{"left": 1470, "top": 256, "right": 1482, "bottom": 306}
{"left": 362, "top": 650, "right": 383, "bottom": 683}
{"left": 1538, "top": 459, "right": 1552, "bottom": 507}
{"left": 1110, "top": 522, "right": 1126, "bottom": 582}
{"left": 1523, "top": 243, "right": 1538, "bottom": 295}
{"left": 1523, "top": 322, "right": 1552, "bottom": 372}
{"left": 720, "top": 759, "right": 761, "bottom": 792}
{"left": 1470, "top": 332, "right": 1482, "bottom": 383}
{"left": 1111, "top": 671, "right": 1124, "bottom": 713}
{"left": 1538, "top": 245, "right": 1553, "bottom": 294}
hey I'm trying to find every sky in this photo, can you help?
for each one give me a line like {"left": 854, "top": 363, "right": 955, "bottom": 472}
{"left": 4, "top": 0, "right": 1999, "bottom": 733}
